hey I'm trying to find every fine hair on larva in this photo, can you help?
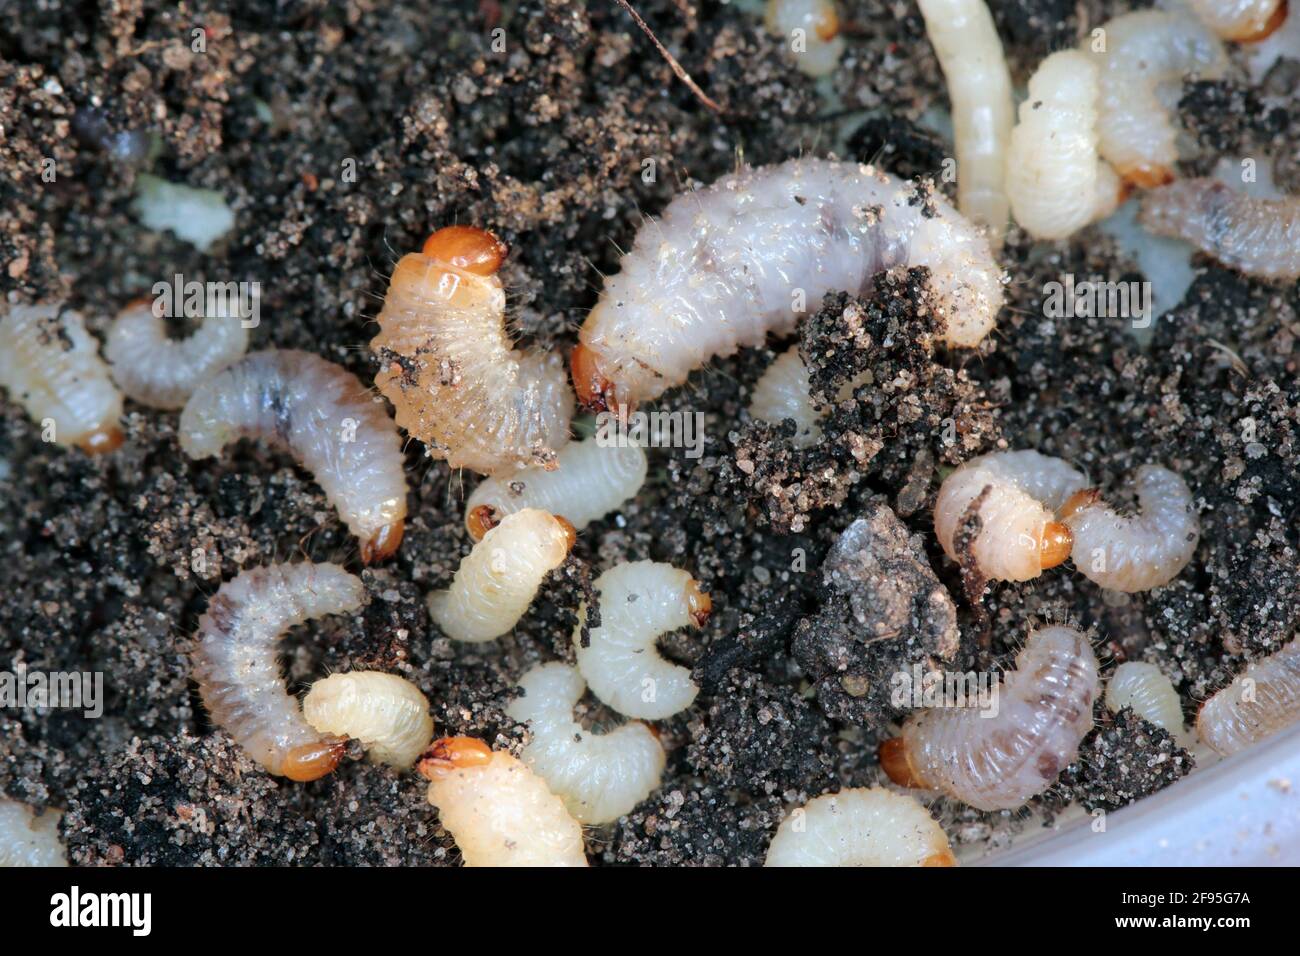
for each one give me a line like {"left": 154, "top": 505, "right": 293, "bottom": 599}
{"left": 428, "top": 507, "right": 574, "bottom": 643}
{"left": 764, "top": 0, "right": 846, "bottom": 77}
{"left": 880, "top": 625, "right": 1100, "bottom": 811}
{"left": 748, "top": 345, "right": 822, "bottom": 448}
{"left": 1196, "top": 638, "right": 1300, "bottom": 756}
{"left": 0, "top": 303, "right": 124, "bottom": 454}
{"left": 1105, "top": 661, "right": 1191, "bottom": 746}
{"left": 507, "top": 662, "right": 666, "bottom": 825}
{"left": 179, "top": 348, "right": 409, "bottom": 563}
{"left": 573, "top": 560, "right": 711, "bottom": 721}
{"left": 764, "top": 787, "right": 956, "bottom": 867}
{"left": 464, "top": 438, "right": 647, "bottom": 541}
{"left": 0, "top": 801, "right": 67, "bottom": 868}
{"left": 417, "top": 736, "right": 588, "bottom": 867}
{"left": 370, "top": 225, "right": 574, "bottom": 475}
{"left": 191, "top": 561, "right": 365, "bottom": 781}
{"left": 1186, "top": 0, "right": 1289, "bottom": 42}
{"left": 571, "top": 158, "right": 1004, "bottom": 411}
{"left": 302, "top": 671, "right": 434, "bottom": 769}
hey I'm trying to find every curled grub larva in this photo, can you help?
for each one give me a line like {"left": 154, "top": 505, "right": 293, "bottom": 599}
{"left": 303, "top": 671, "right": 434, "bottom": 769}
{"left": 105, "top": 297, "right": 249, "bottom": 409}
{"left": 370, "top": 226, "right": 574, "bottom": 475}
{"left": 572, "top": 158, "right": 1003, "bottom": 410}
{"left": 180, "top": 349, "right": 409, "bottom": 563}
{"left": 428, "top": 508, "right": 574, "bottom": 642}
{"left": 764, "top": 787, "right": 955, "bottom": 867}
{"left": 417, "top": 736, "right": 588, "bottom": 867}
{"left": 465, "top": 438, "right": 647, "bottom": 541}
{"left": 880, "top": 626, "right": 1100, "bottom": 811}
{"left": 192, "top": 561, "right": 365, "bottom": 781}
{"left": 1187, "top": 0, "right": 1288, "bottom": 42}
{"left": 748, "top": 345, "right": 822, "bottom": 448}
{"left": 1105, "top": 661, "right": 1191, "bottom": 745}
{"left": 1197, "top": 639, "right": 1300, "bottom": 756}
{"left": 507, "top": 662, "right": 665, "bottom": 824}
{"left": 573, "top": 560, "right": 709, "bottom": 720}
{"left": 0, "top": 303, "right": 124, "bottom": 454}
{"left": 0, "top": 801, "right": 67, "bottom": 868}
{"left": 764, "top": 0, "right": 845, "bottom": 77}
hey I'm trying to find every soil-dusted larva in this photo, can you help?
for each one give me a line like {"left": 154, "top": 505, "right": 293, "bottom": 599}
{"left": 0, "top": 801, "right": 67, "bottom": 868}
{"left": 880, "top": 626, "right": 1100, "bottom": 811}
{"left": 465, "top": 439, "right": 647, "bottom": 541}
{"left": 428, "top": 508, "right": 574, "bottom": 643}
{"left": 417, "top": 736, "right": 588, "bottom": 867}
{"left": 571, "top": 158, "right": 1003, "bottom": 411}
{"left": 192, "top": 561, "right": 365, "bottom": 781}
{"left": 370, "top": 226, "right": 574, "bottom": 475}
{"left": 573, "top": 560, "right": 710, "bottom": 720}
{"left": 303, "top": 671, "right": 434, "bottom": 769}
{"left": 105, "top": 297, "right": 249, "bottom": 409}
{"left": 1187, "top": 0, "right": 1289, "bottom": 42}
{"left": 180, "top": 349, "right": 408, "bottom": 563}
{"left": 1197, "top": 639, "right": 1300, "bottom": 756}
{"left": 748, "top": 345, "right": 822, "bottom": 448}
{"left": 1106, "top": 661, "right": 1191, "bottom": 744}
{"left": 1138, "top": 179, "right": 1300, "bottom": 282}
{"left": 764, "top": 787, "right": 956, "bottom": 867}
{"left": 764, "top": 0, "right": 846, "bottom": 77}
{"left": 0, "top": 303, "right": 124, "bottom": 454}
{"left": 1005, "top": 51, "right": 1125, "bottom": 240}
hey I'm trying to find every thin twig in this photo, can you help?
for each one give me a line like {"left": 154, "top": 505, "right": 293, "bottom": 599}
{"left": 613, "top": 0, "right": 723, "bottom": 115}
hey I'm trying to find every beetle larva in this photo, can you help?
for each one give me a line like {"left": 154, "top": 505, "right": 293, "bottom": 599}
{"left": 0, "top": 801, "right": 67, "bottom": 868}
{"left": 1197, "top": 639, "right": 1300, "bottom": 756}
{"left": 764, "top": 0, "right": 845, "bottom": 77}
{"left": 748, "top": 345, "right": 823, "bottom": 448}
{"left": 302, "top": 671, "right": 434, "bottom": 769}
{"left": 764, "top": 787, "right": 956, "bottom": 867}
{"left": 1106, "top": 661, "right": 1191, "bottom": 745}
{"left": 1187, "top": 0, "right": 1288, "bottom": 42}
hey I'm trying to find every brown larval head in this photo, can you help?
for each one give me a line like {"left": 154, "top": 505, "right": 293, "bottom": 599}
{"left": 416, "top": 736, "right": 494, "bottom": 780}
{"left": 466, "top": 504, "right": 500, "bottom": 542}
{"left": 76, "top": 426, "right": 125, "bottom": 455}
{"left": 1232, "top": 0, "right": 1288, "bottom": 41}
{"left": 1118, "top": 163, "right": 1175, "bottom": 190}
{"left": 878, "top": 736, "right": 929, "bottom": 789}
{"left": 282, "top": 736, "right": 347, "bottom": 781}
{"left": 421, "top": 225, "right": 507, "bottom": 276}
{"left": 570, "top": 342, "right": 618, "bottom": 412}
{"left": 1038, "top": 521, "right": 1074, "bottom": 571}
{"left": 685, "top": 579, "right": 712, "bottom": 627}
{"left": 361, "top": 520, "right": 404, "bottom": 564}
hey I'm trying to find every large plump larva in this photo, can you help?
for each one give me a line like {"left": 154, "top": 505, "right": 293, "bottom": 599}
{"left": 417, "top": 736, "right": 588, "bottom": 867}
{"left": 192, "top": 562, "right": 365, "bottom": 781}
{"left": 1196, "top": 639, "right": 1300, "bottom": 756}
{"left": 748, "top": 346, "right": 822, "bottom": 448}
{"left": 572, "top": 158, "right": 1004, "bottom": 411}
{"left": 764, "top": 0, "right": 846, "bottom": 77}
{"left": 0, "top": 303, "right": 124, "bottom": 454}
{"left": 1187, "top": 0, "right": 1289, "bottom": 41}
{"left": 574, "top": 561, "right": 711, "bottom": 720}
{"left": 179, "top": 349, "right": 409, "bottom": 563}
{"left": 506, "top": 662, "right": 665, "bottom": 825}
{"left": 1106, "top": 661, "right": 1191, "bottom": 745}
{"left": 764, "top": 788, "right": 956, "bottom": 867}
{"left": 370, "top": 226, "right": 574, "bottom": 475}
{"left": 880, "top": 626, "right": 1100, "bottom": 811}
{"left": 303, "top": 671, "right": 434, "bottom": 769}
{"left": 0, "top": 801, "right": 67, "bottom": 867}
{"left": 428, "top": 508, "right": 574, "bottom": 643}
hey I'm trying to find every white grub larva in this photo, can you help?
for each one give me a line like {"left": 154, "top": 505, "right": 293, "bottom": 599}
{"left": 0, "top": 303, "right": 124, "bottom": 454}
{"left": 105, "top": 297, "right": 249, "bottom": 409}
{"left": 464, "top": 438, "right": 647, "bottom": 541}
{"left": 764, "top": 0, "right": 846, "bottom": 77}
{"left": 506, "top": 662, "right": 666, "bottom": 825}
{"left": 1187, "top": 0, "right": 1289, "bottom": 42}
{"left": 180, "top": 349, "right": 409, "bottom": 563}
{"left": 748, "top": 345, "right": 822, "bottom": 448}
{"left": 573, "top": 561, "right": 711, "bottom": 720}
{"left": 302, "top": 671, "right": 434, "bottom": 769}
{"left": 881, "top": 626, "right": 1100, "bottom": 811}
{"left": 192, "top": 561, "right": 365, "bottom": 781}
{"left": 428, "top": 508, "right": 574, "bottom": 643}
{"left": 371, "top": 226, "right": 574, "bottom": 475}
{"left": 1105, "top": 661, "right": 1191, "bottom": 745}
{"left": 571, "top": 158, "right": 1003, "bottom": 411}
{"left": 417, "top": 736, "right": 588, "bottom": 867}
{"left": 1005, "top": 51, "right": 1126, "bottom": 240}
{"left": 764, "top": 787, "right": 956, "bottom": 867}
{"left": 0, "top": 801, "right": 67, "bottom": 868}
{"left": 1197, "top": 639, "right": 1300, "bottom": 756}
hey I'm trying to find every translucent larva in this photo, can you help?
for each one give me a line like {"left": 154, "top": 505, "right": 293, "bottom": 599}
{"left": 179, "top": 349, "right": 409, "bottom": 563}
{"left": 1105, "top": 661, "right": 1191, "bottom": 746}
{"left": 748, "top": 345, "right": 822, "bottom": 448}
{"left": 0, "top": 801, "right": 67, "bottom": 868}
{"left": 764, "top": 0, "right": 846, "bottom": 77}
{"left": 1196, "top": 639, "right": 1300, "bottom": 756}
{"left": 428, "top": 508, "right": 574, "bottom": 643}
{"left": 1187, "top": 0, "right": 1288, "bottom": 42}
{"left": 506, "top": 662, "right": 666, "bottom": 824}
{"left": 370, "top": 226, "right": 574, "bottom": 475}
{"left": 764, "top": 787, "right": 956, "bottom": 867}
{"left": 880, "top": 626, "right": 1100, "bottom": 811}
{"left": 417, "top": 736, "right": 588, "bottom": 867}
{"left": 302, "top": 671, "right": 434, "bottom": 769}
{"left": 573, "top": 560, "right": 711, "bottom": 720}
{"left": 572, "top": 158, "right": 1003, "bottom": 411}
{"left": 192, "top": 561, "right": 365, "bottom": 781}
{"left": 105, "top": 298, "right": 249, "bottom": 410}
{"left": 0, "top": 303, "right": 124, "bottom": 454}
{"left": 464, "top": 438, "right": 647, "bottom": 541}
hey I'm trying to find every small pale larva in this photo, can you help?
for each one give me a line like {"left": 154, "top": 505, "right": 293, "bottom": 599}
{"left": 748, "top": 345, "right": 822, "bottom": 448}
{"left": 370, "top": 226, "right": 574, "bottom": 475}
{"left": 1187, "top": 0, "right": 1289, "bottom": 42}
{"left": 1106, "top": 661, "right": 1191, "bottom": 746}
{"left": 464, "top": 438, "right": 647, "bottom": 541}
{"left": 573, "top": 560, "right": 711, "bottom": 721}
{"left": 180, "top": 349, "right": 409, "bottom": 563}
{"left": 764, "top": 787, "right": 956, "bottom": 867}
{"left": 1197, "top": 639, "right": 1300, "bottom": 756}
{"left": 0, "top": 303, "right": 124, "bottom": 454}
{"left": 0, "top": 801, "right": 67, "bottom": 868}
{"left": 428, "top": 508, "right": 574, "bottom": 643}
{"left": 417, "top": 736, "right": 588, "bottom": 867}
{"left": 302, "top": 671, "right": 434, "bottom": 769}
{"left": 880, "top": 626, "right": 1100, "bottom": 811}
{"left": 193, "top": 561, "right": 365, "bottom": 781}
{"left": 764, "top": 0, "right": 846, "bottom": 77}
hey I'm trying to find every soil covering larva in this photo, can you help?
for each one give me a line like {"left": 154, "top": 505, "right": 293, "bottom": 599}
{"left": 0, "top": 801, "right": 67, "bottom": 868}
{"left": 180, "top": 349, "right": 409, "bottom": 563}
{"left": 764, "top": 787, "right": 955, "bottom": 867}
{"left": 303, "top": 671, "right": 434, "bottom": 769}
{"left": 507, "top": 662, "right": 665, "bottom": 825}
{"left": 1187, "top": 0, "right": 1289, "bottom": 41}
{"left": 764, "top": 0, "right": 845, "bottom": 77}
{"left": 1197, "top": 639, "right": 1300, "bottom": 756}
{"left": 1105, "top": 661, "right": 1190, "bottom": 745}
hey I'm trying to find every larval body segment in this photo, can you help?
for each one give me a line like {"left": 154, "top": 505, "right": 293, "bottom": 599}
{"left": 303, "top": 671, "right": 434, "bottom": 769}
{"left": 1197, "top": 639, "right": 1300, "bottom": 756}
{"left": 764, "top": 788, "right": 955, "bottom": 867}
{"left": 0, "top": 802, "right": 66, "bottom": 867}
